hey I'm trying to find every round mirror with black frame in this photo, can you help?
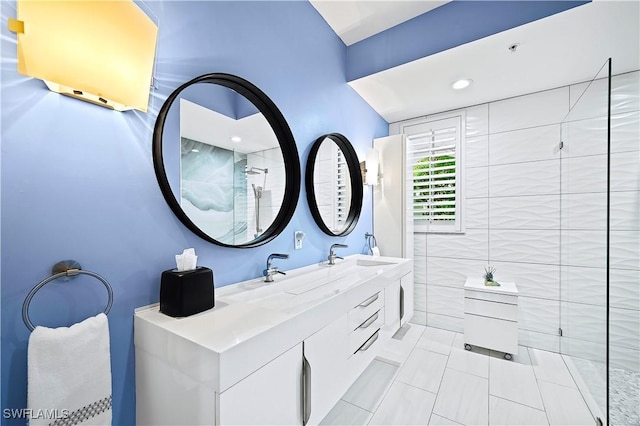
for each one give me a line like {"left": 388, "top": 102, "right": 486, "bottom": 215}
{"left": 305, "top": 133, "right": 363, "bottom": 236}
{"left": 153, "top": 73, "right": 300, "bottom": 248}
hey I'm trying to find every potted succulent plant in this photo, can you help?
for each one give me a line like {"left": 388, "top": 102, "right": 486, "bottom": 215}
{"left": 484, "top": 266, "right": 500, "bottom": 286}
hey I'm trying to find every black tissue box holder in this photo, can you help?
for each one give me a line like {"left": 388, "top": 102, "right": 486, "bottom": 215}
{"left": 160, "top": 267, "right": 214, "bottom": 317}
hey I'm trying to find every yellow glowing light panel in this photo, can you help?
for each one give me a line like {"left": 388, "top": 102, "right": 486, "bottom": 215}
{"left": 14, "top": 0, "right": 158, "bottom": 112}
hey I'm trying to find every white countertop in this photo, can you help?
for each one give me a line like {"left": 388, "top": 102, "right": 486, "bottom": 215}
{"left": 134, "top": 254, "right": 412, "bottom": 392}
{"left": 464, "top": 277, "right": 518, "bottom": 295}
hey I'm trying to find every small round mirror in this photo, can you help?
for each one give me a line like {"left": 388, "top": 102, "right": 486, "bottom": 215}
{"left": 305, "top": 133, "right": 363, "bottom": 236}
{"left": 153, "top": 74, "right": 300, "bottom": 248}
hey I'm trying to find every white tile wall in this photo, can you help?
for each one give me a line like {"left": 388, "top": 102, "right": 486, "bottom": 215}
{"left": 489, "top": 160, "right": 560, "bottom": 197}
{"left": 489, "top": 87, "right": 569, "bottom": 134}
{"left": 489, "top": 124, "right": 561, "bottom": 165}
{"left": 410, "top": 71, "right": 639, "bottom": 361}
{"left": 569, "top": 70, "right": 639, "bottom": 117}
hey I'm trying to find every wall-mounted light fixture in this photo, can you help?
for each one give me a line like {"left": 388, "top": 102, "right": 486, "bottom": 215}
{"left": 8, "top": 0, "right": 158, "bottom": 112}
{"left": 360, "top": 148, "right": 380, "bottom": 186}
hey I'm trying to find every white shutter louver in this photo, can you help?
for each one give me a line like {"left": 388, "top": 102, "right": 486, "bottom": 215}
{"left": 404, "top": 115, "right": 464, "bottom": 233}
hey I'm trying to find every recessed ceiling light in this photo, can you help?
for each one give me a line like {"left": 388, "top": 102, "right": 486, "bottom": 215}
{"left": 231, "top": 136, "right": 242, "bottom": 143}
{"left": 451, "top": 79, "right": 472, "bottom": 90}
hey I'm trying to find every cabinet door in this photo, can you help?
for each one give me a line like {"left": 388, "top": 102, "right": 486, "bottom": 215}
{"left": 384, "top": 279, "right": 401, "bottom": 334}
{"left": 304, "top": 314, "right": 349, "bottom": 425}
{"left": 219, "top": 343, "right": 302, "bottom": 425}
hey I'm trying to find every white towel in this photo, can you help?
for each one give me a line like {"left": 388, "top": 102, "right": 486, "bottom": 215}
{"left": 28, "top": 313, "right": 112, "bottom": 426}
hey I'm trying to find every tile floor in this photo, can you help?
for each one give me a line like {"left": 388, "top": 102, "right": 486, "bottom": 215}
{"left": 320, "top": 324, "right": 595, "bottom": 426}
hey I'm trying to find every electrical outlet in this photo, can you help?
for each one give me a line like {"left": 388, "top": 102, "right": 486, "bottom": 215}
{"left": 294, "top": 231, "right": 305, "bottom": 250}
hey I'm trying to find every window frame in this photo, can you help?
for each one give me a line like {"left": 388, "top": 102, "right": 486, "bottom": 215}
{"left": 399, "top": 111, "right": 466, "bottom": 234}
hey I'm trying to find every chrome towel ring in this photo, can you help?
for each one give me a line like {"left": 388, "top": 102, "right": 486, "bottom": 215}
{"left": 22, "top": 260, "right": 114, "bottom": 331}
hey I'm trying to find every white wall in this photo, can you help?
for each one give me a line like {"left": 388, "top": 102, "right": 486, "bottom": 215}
{"left": 394, "top": 71, "right": 639, "bottom": 373}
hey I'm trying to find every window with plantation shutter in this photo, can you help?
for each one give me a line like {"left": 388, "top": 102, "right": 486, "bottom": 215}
{"left": 402, "top": 114, "right": 464, "bottom": 233}
{"left": 335, "top": 148, "right": 348, "bottom": 228}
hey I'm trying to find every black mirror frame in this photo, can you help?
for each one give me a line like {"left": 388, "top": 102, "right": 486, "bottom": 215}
{"left": 152, "top": 73, "right": 300, "bottom": 248}
{"left": 305, "top": 133, "right": 363, "bottom": 237}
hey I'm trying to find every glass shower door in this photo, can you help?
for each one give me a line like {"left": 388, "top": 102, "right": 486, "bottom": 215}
{"left": 559, "top": 59, "right": 611, "bottom": 424}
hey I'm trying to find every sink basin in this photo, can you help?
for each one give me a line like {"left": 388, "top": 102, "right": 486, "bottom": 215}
{"left": 355, "top": 259, "right": 396, "bottom": 267}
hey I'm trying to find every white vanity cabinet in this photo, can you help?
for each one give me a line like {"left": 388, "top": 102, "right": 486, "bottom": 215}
{"left": 463, "top": 278, "right": 519, "bottom": 359}
{"left": 135, "top": 255, "right": 412, "bottom": 426}
{"left": 219, "top": 343, "right": 303, "bottom": 425}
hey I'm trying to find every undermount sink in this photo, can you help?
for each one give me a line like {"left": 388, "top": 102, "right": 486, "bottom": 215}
{"left": 355, "top": 258, "right": 396, "bottom": 267}
{"left": 217, "top": 255, "right": 404, "bottom": 308}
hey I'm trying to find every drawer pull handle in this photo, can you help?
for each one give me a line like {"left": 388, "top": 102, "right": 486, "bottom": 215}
{"left": 358, "top": 311, "right": 379, "bottom": 329}
{"left": 358, "top": 293, "right": 379, "bottom": 308}
{"left": 302, "top": 352, "right": 311, "bottom": 425}
{"left": 356, "top": 329, "right": 380, "bottom": 353}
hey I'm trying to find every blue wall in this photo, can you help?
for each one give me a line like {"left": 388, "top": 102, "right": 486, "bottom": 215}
{"left": 0, "top": 1, "right": 387, "bottom": 424}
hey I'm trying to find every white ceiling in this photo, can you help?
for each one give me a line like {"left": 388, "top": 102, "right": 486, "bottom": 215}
{"left": 309, "top": 0, "right": 449, "bottom": 46}
{"left": 312, "top": 0, "right": 640, "bottom": 123}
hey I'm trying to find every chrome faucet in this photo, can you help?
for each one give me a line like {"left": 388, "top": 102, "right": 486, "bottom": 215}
{"left": 263, "top": 253, "right": 289, "bottom": 282}
{"left": 328, "top": 244, "right": 348, "bottom": 265}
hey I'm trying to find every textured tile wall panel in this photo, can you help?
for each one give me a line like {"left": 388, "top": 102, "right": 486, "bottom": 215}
{"left": 610, "top": 268, "right": 640, "bottom": 310}
{"left": 560, "top": 192, "right": 607, "bottom": 230}
{"left": 561, "top": 112, "right": 639, "bottom": 158}
{"left": 426, "top": 285, "right": 464, "bottom": 319}
{"left": 466, "top": 198, "right": 489, "bottom": 229}
{"left": 611, "top": 111, "right": 640, "bottom": 154}
{"left": 490, "top": 195, "right": 560, "bottom": 230}
{"left": 466, "top": 166, "right": 489, "bottom": 199}
{"left": 489, "top": 124, "right": 561, "bottom": 166}
{"left": 490, "top": 229, "right": 560, "bottom": 265}
{"left": 426, "top": 257, "right": 488, "bottom": 288}
{"left": 489, "top": 86, "right": 569, "bottom": 134}
{"left": 414, "top": 283, "right": 427, "bottom": 312}
{"left": 560, "top": 266, "right": 606, "bottom": 306}
{"left": 569, "top": 71, "right": 639, "bottom": 118}
{"left": 610, "top": 230, "right": 640, "bottom": 270}
{"left": 466, "top": 135, "right": 489, "bottom": 168}
{"left": 611, "top": 152, "right": 640, "bottom": 192}
{"left": 426, "top": 313, "right": 463, "bottom": 333}
{"left": 518, "top": 296, "right": 560, "bottom": 335}
{"left": 465, "top": 104, "right": 489, "bottom": 137}
{"left": 490, "top": 160, "right": 560, "bottom": 197}
{"left": 490, "top": 261, "right": 560, "bottom": 300}
{"left": 519, "top": 329, "right": 560, "bottom": 353}
{"left": 561, "top": 336, "right": 605, "bottom": 363}
{"left": 411, "top": 310, "right": 427, "bottom": 326}
{"left": 560, "top": 230, "right": 607, "bottom": 268}
{"left": 560, "top": 301, "right": 606, "bottom": 345}
{"left": 610, "top": 307, "right": 640, "bottom": 351}
{"left": 427, "top": 229, "right": 488, "bottom": 261}
{"left": 560, "top": 155, "right": 607, "bottom": 194}
{"left": 610, "top": 345, "right": 640, "bottom": 373}
{"left": 610, "top": 190, "right": 640, "bottom": 231}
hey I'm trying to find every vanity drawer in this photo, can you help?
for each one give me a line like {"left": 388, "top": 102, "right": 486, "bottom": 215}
{"left": 465, "top": 289, "right": 517, "bottom": 305}
{"left": 464, "top": 297, "right": 517, "bottom": 321}
{"left": 348, "top": 292, "right": 383, "bottom": 330}
{"left": 348, "top": 310, "right": 384, "bottom": 354}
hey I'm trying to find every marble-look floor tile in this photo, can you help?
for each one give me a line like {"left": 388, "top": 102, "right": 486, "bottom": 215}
{"left": 319, "top": 400, "right": 372, "bottom": 426}
{"left": 489, "top": 395, "right": 549, "bottom": 425}
{"left": 538, "top": 381, "right": 594, "bottom": 425}
{"left": 489, "top": 345, "right": 531, "bottom": 365}
{"left": 447, "top": 347, "right": 489, "bottom": 378}
{"left": 528, "top": 347, "right": 576, "bottom": 388}
{"left": 396, "top": 347, "right": 448, "bottom": 393}
{"left": 433, "top": 368, "right": 489, "bottom": 426}
{"left": 369, "top": 382, "right": 436, "bottom": 425}
{"left": 377, "top": 324, "right": 426, "bottom": 366}
{"left": 489, "top": 355, "right": 544, "bottom": 409}
{"left": 342, "top": 359, "right": 398, "bottom": 412}
{"left": 415, "top": 326, "right": 456, "bottom": 355}
{"left": 428, "top": 414, "right": 462, "bottom": 425}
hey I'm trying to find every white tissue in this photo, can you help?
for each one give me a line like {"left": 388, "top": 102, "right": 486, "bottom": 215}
{"left": 371, "top": 246, "right": 380, "bottom": 257}
{"left": 175, "top": 248, "right": 198, "bottom": 272}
